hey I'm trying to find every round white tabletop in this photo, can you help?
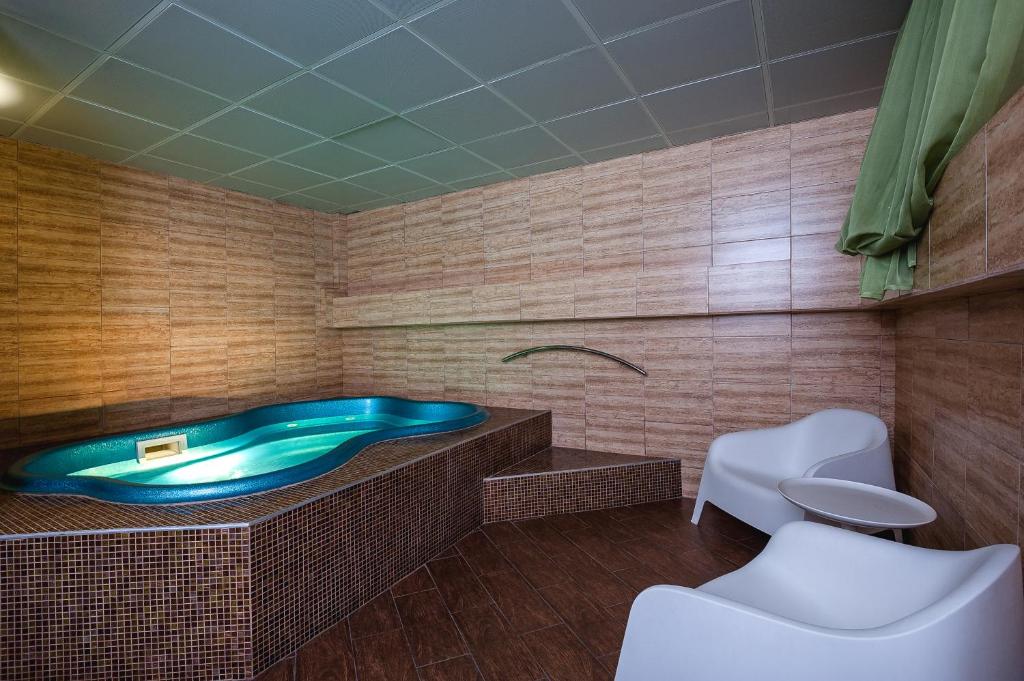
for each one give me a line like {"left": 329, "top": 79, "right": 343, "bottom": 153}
{"left": 778, "top": 478, "right": 936, "bottom": 536}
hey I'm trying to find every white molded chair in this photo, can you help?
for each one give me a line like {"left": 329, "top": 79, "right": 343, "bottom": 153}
{"left": 616, "top": 522, "right": 1024, "bottom": 681}
{"left": 692, "top": 408, "right": 893, "bottom": 535}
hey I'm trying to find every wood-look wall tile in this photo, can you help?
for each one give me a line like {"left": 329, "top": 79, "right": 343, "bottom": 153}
{"left": 790, "top": 111, "right": 871, "bottom": 188}
{"left": 791, "top": 384, "right": 880, "bottom": 418}
{"left": 712, "top": 381, "right": 791, "bottom": 434}
{"left": 636, "top": 266, "right": 708, "bottom": 316}
{"left": 712, "top": 313, "right": 791, "bottom": 337}
{"left": 790, "top": 108, "right": 875, "bottom": 140}
{"left": 19, "top": 393, "right": 102, "bottom": 445}
{"left": 644, "top": 337, "right": 712, "bottom": 381}
{"left": 643, "top": 379, "right": 712, "bottom": 428}
{"left": 711, "top": 142, "right": 790, "bottom": 199}
{"left": 18, "top": 142, "right": 100, "bottom": 219}
{"left": 968, "top": 290, "right": 1024, "bottom": 343}
{"left": 586, "top": 415, "right": 645, "bottom": 456}
{"left": 712, "top": 189, "right": 790, "bottom": 244}
{"left": 392, "top": 290, "right": 432, "bottom": 326}
{"left": 791, "top": 311, "right": 880, "bottom": 337}
{"left": 520, "top": 280, "right": 574, "bottom": 320}
{"left": 428, "top": 287, "right": 471, "bottom": 325}
{"left": 965, "top": 444, "right": 1020, "bottom": 545}
{"left": 791, "top": 233, "right": 863, "bottom": 309}
{"left": 708, "top": 260, "right": 790, "bottom": 313}
{"left": 443, "top": 235, "right": 485, "bottom": 288}
{"left": 101, "top": 309, "right": 170, "bottom": 393}
{"left": 986, "top": 87, "right": 1024, "bottom": 272}
{"left": 967, "top": 341, "right": 1022, "bottom": 459}
{"left": 582, "top": 156, "right": 642, "bottom": 220}
{"left": 483, "top": 189, "right": 530, "bottom": 285}
{"left": 583, "top": 211, "right": 643, "bottom": 277}
{"left": 18, "top": 209, "right": 101, "bottom": 288}
{"left": 791, "top": 336, "right": 880, "bottom": 386}
{"left": 406, "top": 240, "right": 444, "bottom": 291}
{"left": 790, "top": 180, "right": 855, "bottom": 236}
{"left": 642, "top": 201, "right": 711, "bottom": 252}
{"left": 102, "top": 221, "right": 170, "bottom": 310}
{"left": 585, "top": 372, "right": 644, "bottom": 421}
{"left": 405, "top": 196, "right": 442, "bottom": 243}
{"left": 644, "top": 418, "right": 712, "bottom": 465}
{"left": 574, "top": 275, "right": 636, "bottom": 319}
{"left": 472, "top": 284, "right": 520, "bottom": 322}
{"left": 929, "top": 132, "right": 986, "bottom": 287}
{"left": 711, "top": 237, "right": 790, "bottom": 266}
{"left": 713, "top": 336, "right": 791, "bottom": 383}
{"left": 359, "top": 293, "right": 395, "bottom": 326}
{"left": 641, "top": 142, "right": 711, "bottom": 211}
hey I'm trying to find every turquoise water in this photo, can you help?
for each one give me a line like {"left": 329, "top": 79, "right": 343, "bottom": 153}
{"left": 70, "top": 413, "right": 429, "bottom": 486}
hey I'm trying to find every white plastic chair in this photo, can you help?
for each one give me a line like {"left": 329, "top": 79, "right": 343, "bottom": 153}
{"left": 691, "top": 408, "right": 893, "bottom": 535}
{"left": 616, "top": 522, "right": 1024, "bottom": 681}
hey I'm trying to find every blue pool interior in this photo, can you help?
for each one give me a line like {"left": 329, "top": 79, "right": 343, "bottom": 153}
{"left": 1, "top": 397, "right": 488, "bottom": 504}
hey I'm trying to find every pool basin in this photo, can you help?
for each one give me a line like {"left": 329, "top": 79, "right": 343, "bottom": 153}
{"left": 1, "top": 397, "right": 488, "bottom": 504}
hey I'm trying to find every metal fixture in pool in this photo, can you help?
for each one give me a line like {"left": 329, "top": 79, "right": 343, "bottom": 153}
{"left": 1, "top": 397, "right": 488, "bottom": 505}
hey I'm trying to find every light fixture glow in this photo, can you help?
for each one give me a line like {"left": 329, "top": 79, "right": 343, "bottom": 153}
{"left": 286, "top": 422, "right": 298, "bottom": 428}
{"left": 0, "top": 78, "right": 21, "bottom": 108}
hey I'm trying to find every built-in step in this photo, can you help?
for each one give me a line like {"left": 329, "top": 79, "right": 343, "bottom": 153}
{"left": 483, "top": 447, "right": 681, "bottom": 523}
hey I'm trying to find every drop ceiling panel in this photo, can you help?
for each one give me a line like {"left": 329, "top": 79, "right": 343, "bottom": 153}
{"left": 335, "top": 118, "right": 447, "bottom": 162}
{"left": 643, "top": 68, "right": 767, "bottom": 134}
{"left": 150, "top": 134, "right": 263, "bottom": 174}
{"left": 211, "top": 174, "right": 283, "bottom": 199}
{"left": 465, "top": 126, "right": 572, "bottom": 168}
{"left": 302, "top": 180, "right": 385, "bottom": 206}
{"left": 572, "top": 0, "right": 723, "bottom": 39}
{"left": 20, "top": 126, "right": 133, "bottom": 162}
{"left": 247, "top": 73, "right": 388, "bottom": 137}
{"left": 400, "top": 147, "right": 499, "bottom": 183}
{"left": 72, "top": 58, "right": 228, "bottom": 129}
{"left": 35, "top": 97, "right": 173, "bottom": 149}
{"left": 404, "top": 87, "right": 530, "bottom": 144}
{"left": 280, "top": 141, "right": 385, "bottom": 178}
{"left": 0, "top": 13, "right": 99, "bottom": 89}
{"left": 492, "top": 48, "right": 632, "bottom": 121}
{"left": 0, "top": 0, "right": 909, "bottom": 212}
{"left": 0, "top": 0, "right": 160, "bottom": 49}
{"left": 771, "top": 33, "right": 897, "bottom": 110}
{"left": 191, "top": 108, "right": 318, "bottom": 157}
{"left": 117, "top": 5, "right": 297, "bottom": 100}
{"left": 546, "top": 100, "right": 658, "bottom": 152}
{"left": 606, "top": 1, "right": 760, "bottom": 94}
{"left": 182, "top": 0, "right": 391, "bottom": 65}
{"left": 763, "top": 0, "right": 911, "bottom": 59}
{"left": 581, "top": 135, "right": 665, "bottom": 162}
{"left": 126, "top": 154, "right": 218, "bottom": 182}
{"left": 317, "top": 29, "right": 475, "bottom": 112}
{"left": 412, "top": 0, "right": 591, "bottom": 80}
{"left": 234, "top": 160, "right": 331, "bottom": 191}
{"left": 350, "top": 165, "right": 438, "bottom": 195}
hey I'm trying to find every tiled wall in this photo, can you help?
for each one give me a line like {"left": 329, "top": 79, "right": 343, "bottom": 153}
{"left": 894, "top": 293, "right": 1023, "bottom": 555}
{"left": 908, "top": 85, "right": 1024, "bottom": 293}
{"left": 340, "top": 312, "right": 895, "bottom": 492}
{"left": 892, "top": 87, "right": 1024, "bottom": 555}
{"left": 0, "top": 138, "right": 346, "bottom": 459}
{"left": 331, "top": 108, "right": 876, "bottom": 328}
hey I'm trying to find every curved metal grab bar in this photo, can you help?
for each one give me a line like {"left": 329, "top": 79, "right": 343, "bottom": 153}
{"left": 500, "top": 345, "right": 647, "bottom": 376}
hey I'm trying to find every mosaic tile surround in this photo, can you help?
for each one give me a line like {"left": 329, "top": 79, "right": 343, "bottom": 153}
{"left": 483, "top": 447, "right": 682, "bottom": 522}
{"left": 0, "top": 407, "right": 551, "bottom": 680}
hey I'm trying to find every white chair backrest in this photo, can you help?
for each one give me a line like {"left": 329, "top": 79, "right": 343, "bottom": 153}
{"left": 790, "top": 409, "right": 888, "bottom": 470}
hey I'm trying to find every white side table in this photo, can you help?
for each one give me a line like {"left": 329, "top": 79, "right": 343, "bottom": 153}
{"left": 778, "top": 477, "right": 937, "bottom": 543}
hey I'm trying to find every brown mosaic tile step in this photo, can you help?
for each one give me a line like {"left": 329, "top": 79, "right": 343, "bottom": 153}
{"left": 483, "top": 447, "right": 682, "bottom": 523}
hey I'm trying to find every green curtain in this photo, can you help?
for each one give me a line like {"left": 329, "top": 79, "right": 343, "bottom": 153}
{"left": 836, "top": 0, "right": 1024, "bottom": 299}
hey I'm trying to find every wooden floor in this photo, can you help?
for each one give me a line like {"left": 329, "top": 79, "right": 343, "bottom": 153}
{"left": 257, "top": 498, "right": 768, "bottom": 681}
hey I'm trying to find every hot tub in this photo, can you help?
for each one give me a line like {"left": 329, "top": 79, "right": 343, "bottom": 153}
{"left": 1, "top": 397, "right": 488, "bottom": 504}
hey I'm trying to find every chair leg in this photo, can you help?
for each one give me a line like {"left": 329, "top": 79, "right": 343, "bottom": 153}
{"left": 691, "top": 493, "right": 707, "bottom": 526}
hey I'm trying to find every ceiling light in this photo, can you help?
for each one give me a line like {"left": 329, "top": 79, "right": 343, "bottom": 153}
{"left": 0, "top": 77, "right": 21, "bottom": 108}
